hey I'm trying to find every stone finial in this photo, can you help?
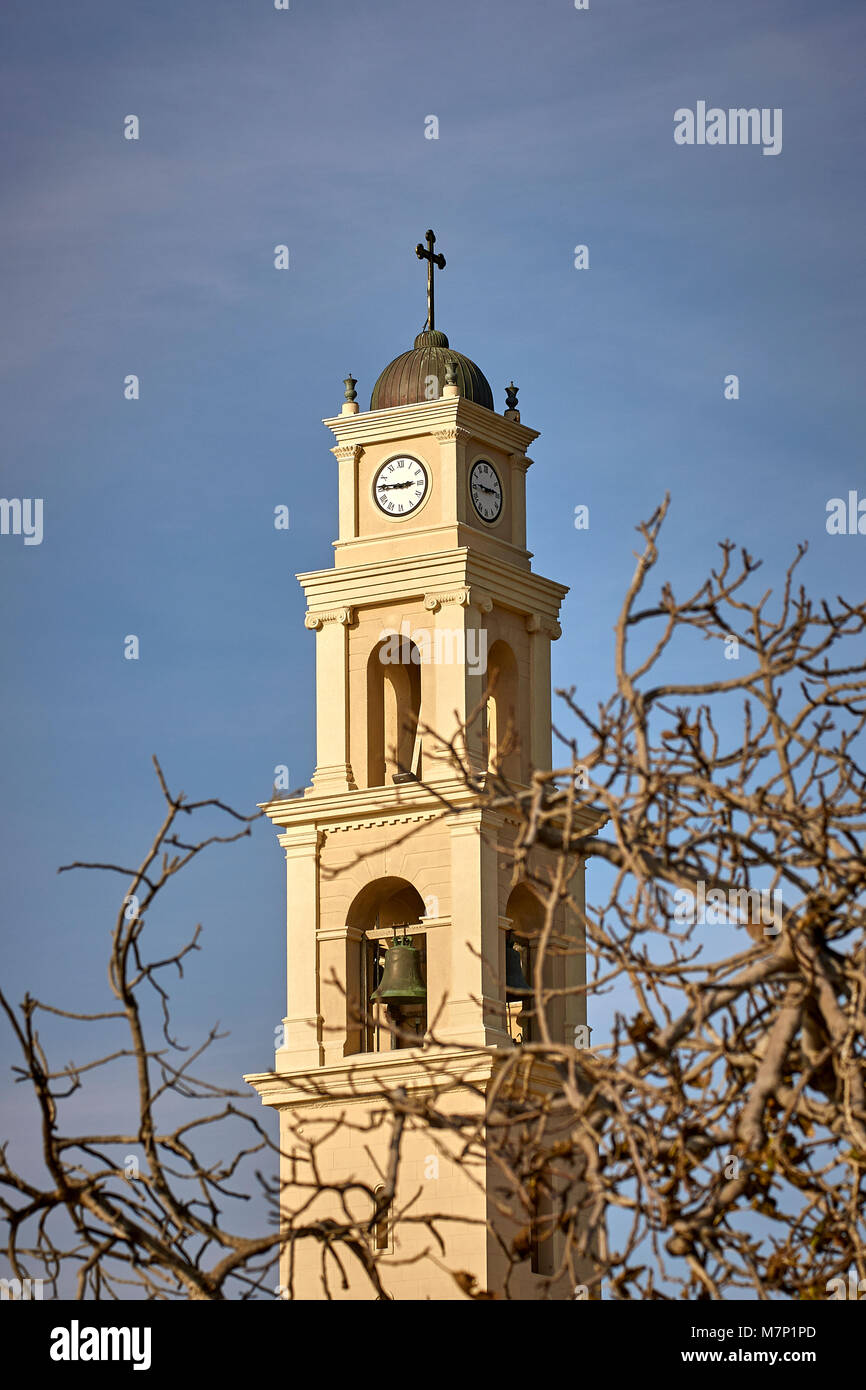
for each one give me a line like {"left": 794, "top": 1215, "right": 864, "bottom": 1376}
{"left": 504, "top": 381, "right": 519, "bottom": 419}
{"left": 342, "top": 374, "right": 359, "bottom": 414}
{"left": 442, "top": 356, "right": 460, "bottom": 398}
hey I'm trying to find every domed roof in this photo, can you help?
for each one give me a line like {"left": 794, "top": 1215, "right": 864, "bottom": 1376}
{"left": 370, "top": 329, "right": 494, "bottom": 412}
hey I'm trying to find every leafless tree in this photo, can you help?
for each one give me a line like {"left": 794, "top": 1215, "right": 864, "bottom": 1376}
{"left": 3, "top": 498, "right": 864, "bottom": 1300}
{"left": 407, "top": 495, "right": 866, "bottom": 1299}
{"left": 0, "top": 762, "right": 400, "bottom": 1300}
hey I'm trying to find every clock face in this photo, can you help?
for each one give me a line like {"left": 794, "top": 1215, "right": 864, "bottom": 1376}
{"left": 373, "top": 456, "right": 429, "bottom": 517}
{"left": 469, "top": 459, "right": 503, "bottom": 523}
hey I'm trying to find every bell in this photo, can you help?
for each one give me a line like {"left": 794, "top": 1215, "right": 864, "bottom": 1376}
{"left": 505, "top": 936, "right": 532, "bottom": 1001}
{"left": 371, "top": 936, "right": 427, "bottom": 1005}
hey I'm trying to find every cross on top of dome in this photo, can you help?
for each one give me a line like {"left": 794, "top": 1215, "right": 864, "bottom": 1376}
{"left": 415, "top": 229, "right": 446, "bottom": 332}
{"left": 369, "top": 231, "right": 495, "bottom": 412}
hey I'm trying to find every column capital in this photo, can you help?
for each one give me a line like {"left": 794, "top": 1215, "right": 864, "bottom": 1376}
{"left": 317, "top": 923, "right": 366, "bottom": 944}
{"left": 424, "top": 585, "right": 493, "bottom": 614}
{"left": 432, "top": 425, "right": 473, "bottom": 444}
{"left": 526, "top": 612, "right": 561, "bottom": 640}
{"left": 445, "top": 806, "right": 504, "bottom": 835}
{"left": 305, "top": 606, "right": 355, "bottom": 630}
{"left": 279, "top": 826, "right": 325, "bottom": 856}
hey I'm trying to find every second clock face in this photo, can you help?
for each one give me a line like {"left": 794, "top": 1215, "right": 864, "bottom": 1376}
{"left": 373, "top": 456, "right": 428, "bottom": 517}
{"left": 469, "top": 459, "right": 503, "bottom": 523}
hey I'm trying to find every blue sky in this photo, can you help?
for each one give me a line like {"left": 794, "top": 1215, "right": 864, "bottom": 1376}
{"left": 1, "top": 0, "right": 864, "bottom": 1206}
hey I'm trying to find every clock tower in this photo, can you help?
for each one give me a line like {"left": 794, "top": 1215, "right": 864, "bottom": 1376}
{"left": 246, "top": 233, "right": 598, "bottom": 1299}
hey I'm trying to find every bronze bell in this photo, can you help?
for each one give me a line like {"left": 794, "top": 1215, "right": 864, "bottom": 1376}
{"left": 371, "top": 936, "right": 427, "bottom": 1005}
{"left": 505, "top": 935, "right": 532, "bottom": 1001}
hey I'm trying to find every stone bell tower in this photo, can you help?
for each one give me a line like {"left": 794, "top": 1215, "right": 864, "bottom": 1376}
{"left": 246, "top": 232, "right": 599, "bottom": 1300}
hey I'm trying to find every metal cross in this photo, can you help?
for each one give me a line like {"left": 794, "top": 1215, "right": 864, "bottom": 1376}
{"left": 415, "top": 229, "right": 446, "bottom": 331}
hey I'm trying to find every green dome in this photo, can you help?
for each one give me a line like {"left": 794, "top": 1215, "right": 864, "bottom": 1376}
{"left": 370, "top": 330, "right": 494, "bottom": 412}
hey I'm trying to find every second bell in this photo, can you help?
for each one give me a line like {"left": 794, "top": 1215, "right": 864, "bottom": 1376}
{"left": 505, "top": 936, "right": 532, "bottom": 1001}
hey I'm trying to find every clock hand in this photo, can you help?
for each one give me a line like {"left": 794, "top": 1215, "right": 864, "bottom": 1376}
{"left": 475, "top": 483, "right": 498, "bottom": 495}
{"left": 378, "top": 480, "right": 415, "bottom": 490}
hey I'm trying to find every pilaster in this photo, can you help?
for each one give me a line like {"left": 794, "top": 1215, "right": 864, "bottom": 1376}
{"left": 305, "top": 606, "right": 357, "bottom": 793}
{"left": 438, "top": 808, "right": 511, "bottom": 1047}
{"left": 509, "top": 452, "right": 531, "bottom": 551}
{"left": 421, "top": 584, "right": 493, "bottom": 780}
{"left": 277, "top": 825, "right": 325, "bottom": 1068}
{"left": 525, "top": 612, "right": 561, "bottom": 774}
{"left": 332, "top": 443, "right": 364, "bottom": 541}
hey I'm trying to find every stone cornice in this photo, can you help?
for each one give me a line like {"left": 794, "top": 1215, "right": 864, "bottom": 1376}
{"left": 323, "top": 396, "right": 539, "bottom": 456}
{"left": 297, "top": 547, "right": 568, "bottom": 622}
{"left": 244, "top": 1046, "right": 569, "bottom": 1110}
{"left": 261, "top": 775, "right": 481, "bottom": 828}
{"left": 263, "top": 771, "right": 607, "bottom": 842}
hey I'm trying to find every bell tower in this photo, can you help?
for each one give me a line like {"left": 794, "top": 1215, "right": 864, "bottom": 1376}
{"left": 246, "top": 234, "right": 599, "bottom": 1299}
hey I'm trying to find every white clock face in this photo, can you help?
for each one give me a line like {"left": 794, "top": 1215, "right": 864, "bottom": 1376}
{"left": 373, "top": 456, "right": 429, "bottom": 517}
{"left": 469, "top": 459, "right": 503, "bottom": 523}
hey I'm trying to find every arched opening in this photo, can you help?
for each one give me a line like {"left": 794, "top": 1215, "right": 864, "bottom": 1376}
{"left": 367, "top": 636, "right": 422, "bottom": 787}
{"left": 486, "top": 640, "right": 521, "bottom": 782}
{"left": 504, "top": 883, "right": 546, "bottom": 1044}
{"left": 347, "top": 877, "right": 427, "bottom": 1054}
